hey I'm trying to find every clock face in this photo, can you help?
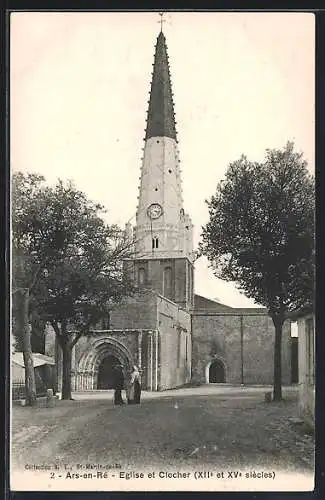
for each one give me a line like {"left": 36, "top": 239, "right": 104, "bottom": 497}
{"left": 147, "top": 203, "right": 163, "bottom": 220}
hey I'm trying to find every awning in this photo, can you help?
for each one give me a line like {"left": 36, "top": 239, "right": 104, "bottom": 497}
{"left": 12, "top": 352, "right": 55, "bottom": 368}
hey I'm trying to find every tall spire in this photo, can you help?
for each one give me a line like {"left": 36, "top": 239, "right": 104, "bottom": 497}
{"left": 131, "top": 26, "right": 194, "bottom": 309}
{"left": 145, "top": 32, "right": 177, "bottom": 140}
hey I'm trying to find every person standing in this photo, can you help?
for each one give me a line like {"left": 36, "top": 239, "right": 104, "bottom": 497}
{"left": 127, "top": 366, "right": 141, "bottom": 405}
{"left": 112, "top": 363, "right": 125, "bottom": 405}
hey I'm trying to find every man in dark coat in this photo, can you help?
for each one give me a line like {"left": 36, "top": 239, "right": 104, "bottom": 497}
{"left": 112, "top": 364, "right": 125, "bottom": 405}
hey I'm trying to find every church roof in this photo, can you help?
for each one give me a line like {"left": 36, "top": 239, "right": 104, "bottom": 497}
{"left": 194, "top": 294, "right": 234, "bottom": 312}
{"left": 145, "top": 31, "right": 177, "bottom": 140}
{"left": 193, "top": 294, "right": 267, "bottom": 314}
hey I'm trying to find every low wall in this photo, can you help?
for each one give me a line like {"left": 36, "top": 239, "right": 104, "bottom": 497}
{"left": 192, "top": 312, "right": 291, "bottom": 385}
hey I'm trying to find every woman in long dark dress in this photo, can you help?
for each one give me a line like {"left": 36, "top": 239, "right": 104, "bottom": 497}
{"left": 112, "top": 364, "right": 125, "bottom": 405}
{"left": 127, "top": 366, "right": 141, "bottom": 405}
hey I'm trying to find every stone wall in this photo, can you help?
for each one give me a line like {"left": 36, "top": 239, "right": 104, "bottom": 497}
{"left": 157, "top": 295, "right": 192, "bottom": 389}
{"left": 110, "top": 290, "right": 192, "bottom": 390}
{"left": 192, "top": 312, "right": 291, "bottom": 385}
{"left": 110, "top": 291, "right": 158, "bottom": 330}
{"left": 297, "top": 313, "right": 315, "bottom": 428}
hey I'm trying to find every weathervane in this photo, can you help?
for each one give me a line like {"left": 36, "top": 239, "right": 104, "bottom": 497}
{"left": 158, "top": 12, "right": 166, "bottom": 32}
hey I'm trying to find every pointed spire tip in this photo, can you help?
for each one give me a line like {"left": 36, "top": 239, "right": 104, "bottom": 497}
{"left": 145, "top": 22, "right": 177, "bottom": 140}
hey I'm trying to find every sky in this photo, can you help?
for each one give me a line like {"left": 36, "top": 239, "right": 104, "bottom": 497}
{"left": 10, "top": 11, "right": 315, "bottom": 308}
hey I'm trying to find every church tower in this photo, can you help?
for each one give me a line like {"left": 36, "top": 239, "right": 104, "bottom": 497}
{"left": 129, "top": 29, "right": 194, "bottom": 310}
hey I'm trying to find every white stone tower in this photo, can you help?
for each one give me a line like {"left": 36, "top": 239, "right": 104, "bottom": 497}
{"left": 128, "top": 29, "right": 194, "bottom": 310}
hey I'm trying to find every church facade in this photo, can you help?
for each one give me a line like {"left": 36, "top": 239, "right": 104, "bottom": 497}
{"left": 46, "top": 29, "right": 291, "bottom": 392}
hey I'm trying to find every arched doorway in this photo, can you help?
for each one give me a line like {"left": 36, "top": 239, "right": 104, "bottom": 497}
{"left": 209, "top": 359, "right": 226, "bottom": 383}
{"left": 97, "top": 354, "right": 120, "bottom": 389}
{"left": 76, "top": 337, "right": 134, "bottom": 391}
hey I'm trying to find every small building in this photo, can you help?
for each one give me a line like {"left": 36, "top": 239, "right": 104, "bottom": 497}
{"left": 290, "top": 307, "right": 315, "bottom": 428}
{"left": 12, "top": 352, "right": 56, "bottom": 399}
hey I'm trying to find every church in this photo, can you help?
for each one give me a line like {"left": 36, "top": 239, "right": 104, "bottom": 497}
{"left": 46, "top": 29, "right": 292, "bottom": 392}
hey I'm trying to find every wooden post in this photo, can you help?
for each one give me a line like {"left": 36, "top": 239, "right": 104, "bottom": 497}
{"left": 20, "top": 288, "right": 37, "bottom": 406}
{"left": 155, "top": 330, "right": 158, "bottom": 391}
{"left": 138, "top": 330, "right": 142, "bottom": 369}
{"left": 46, "top": 389, "right": 55, "bottom": 408}
{"left": 150, "top": 333, "right": 153, "bottom": 391}
{"left": 240, "top": 315, "right": 244, "bottom": 386}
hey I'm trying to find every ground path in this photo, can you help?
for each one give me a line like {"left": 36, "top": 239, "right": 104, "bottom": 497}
{"left": 11, "top": 385, "right": 314, "bottom": 491}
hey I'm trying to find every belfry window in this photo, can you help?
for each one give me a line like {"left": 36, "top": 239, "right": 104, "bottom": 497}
{"left": 152, "top": 237, "right": 159, "bottom": 249}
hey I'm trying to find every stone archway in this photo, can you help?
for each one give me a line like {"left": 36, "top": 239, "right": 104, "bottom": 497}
{"left": 75, "top": 337, "right": 134, "bottom": 391}
{"left": 205, "top": 356, "right": 226, "bottom": 384}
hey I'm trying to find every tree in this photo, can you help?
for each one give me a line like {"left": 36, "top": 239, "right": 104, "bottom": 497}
{"left": 12, "top": 299, "right": 47, "bottom": 353}
{"left": 200, "top": 142, "right": 314, "bottom": 400}
{"left": 30, "top": 311, "right": 47, "bottom": 353}
{"left": 12, "top": 172, "right": 135, "bottom": 400}
{"left": 12, "top": 173, "right": 47, "bottom": 406}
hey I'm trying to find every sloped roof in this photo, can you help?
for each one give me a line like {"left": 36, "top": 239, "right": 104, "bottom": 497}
{"left": 193, "top": 294, "right": 266, "bottom": 314}
{"left": 194, "top": 294, "right": 234, "bottom": 312}
{"left": 12, "top": 352, "right": 55, "bottom": 368}
{"left": 145, "top": 31, "right": 177, "bottom": 140}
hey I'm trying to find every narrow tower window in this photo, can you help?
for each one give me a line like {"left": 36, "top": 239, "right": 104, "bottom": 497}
{"left": 152, "top": 237, "right": 159, "bottom": 249}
